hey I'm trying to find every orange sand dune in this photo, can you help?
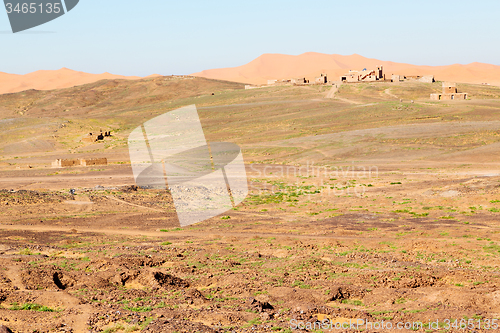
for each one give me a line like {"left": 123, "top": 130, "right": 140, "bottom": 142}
{"left": 0, "top": 68, "right": 159, "bottom": 95}
{"left": 192, "top": 52, "right": 500, "bottom": 86}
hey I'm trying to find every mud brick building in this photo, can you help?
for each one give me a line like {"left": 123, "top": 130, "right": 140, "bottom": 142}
{"left": 430, "top": 82, "right": 467, "bottom": 100}
{"left": 52, "top": 158, "right": 108, "bottom": 168}
{"left": 340, "top": 66, "right": 384, "bottom": 82}
{"left": 314, "top": 74, "right": 327, "bottom": 84}
{"left": 392, "top": 75, "right": 434, "bottom": 83}
{"left": 291, "top": 77, "right": 308, "bottom": 84}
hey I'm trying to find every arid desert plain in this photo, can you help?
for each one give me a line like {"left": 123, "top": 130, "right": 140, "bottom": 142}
{"left": 0, "top": 70, "right": 500, "bottom": 332}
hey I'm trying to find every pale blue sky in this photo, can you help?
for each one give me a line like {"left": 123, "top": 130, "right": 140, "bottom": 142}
{"left": 1, "top": 0, "right": 498, "bottom": 76}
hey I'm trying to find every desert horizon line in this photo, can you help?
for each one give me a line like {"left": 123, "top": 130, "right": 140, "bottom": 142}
{"left": 2, "top": 51, "right": 500, "bottom": 77}
{"left": 2, "top": 51, "right": 500, "bottom": 95}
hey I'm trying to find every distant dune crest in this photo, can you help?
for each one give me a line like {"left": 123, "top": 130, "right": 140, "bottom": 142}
{"left": 191, "top": 52, "right": 500, "bottom": 86}
{"left": 0, "top": 68, "right": 158, "bottom": 95}
{"left": 2, "top": 53, "right": 499, "bottom": 95}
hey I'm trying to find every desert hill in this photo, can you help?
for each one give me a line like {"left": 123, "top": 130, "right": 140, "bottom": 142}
{"left": 0, "top": 67, "right": 160, "bottom": 95}
{"left": 0, "top": 75, "right": 243, "bottom": 119}
{"left": 192, "top": 52, "right": 500, "bottom": 86}
{"left": 0, "top": 75, "right": 244, "bottom": 155}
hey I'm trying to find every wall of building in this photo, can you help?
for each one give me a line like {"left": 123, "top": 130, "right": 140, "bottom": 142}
{"left": 391, "top": 74, "right": 402, "bottom": 82}
{"left": 51, "top": 159, "right": 80, "bottom": 168}
{"left": 80, "top": 158, "right": 108, "bottom": 166}
{"left": 315, "top": 75, "right": 327, "bottom": 84}
{"left": 443, "top": 86, "right": 457, "bottom": 94}
{"left": 429, "top": 93, "right": 467, "bottom": 100}
{"left": 291, "top": 78, "right": 307, "bottom": 84}
{"left": 341, "top": 66, "right": 384, "bottom": 82}
{"left": 419, "top": 75, "right": 434, "bottom": 83}
{"left": 52, "top": 158, "right": 108, "bottom": 168}
{"left": 441, "top": 93, "right": 467, "bottom": 100}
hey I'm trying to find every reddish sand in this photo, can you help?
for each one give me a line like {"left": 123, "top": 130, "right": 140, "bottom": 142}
{"left": 192, "top": 52, "right": 500, "bottom": 86}
{"left": 0, "top": 68, "right": 159, "bottom": 95}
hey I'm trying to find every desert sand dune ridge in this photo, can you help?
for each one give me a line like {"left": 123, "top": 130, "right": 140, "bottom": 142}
{"left": 192, "top": 52, "right": 500, "bottom": 86}
{"left": 0, "top": 67, "right": 158, "bottom": 95}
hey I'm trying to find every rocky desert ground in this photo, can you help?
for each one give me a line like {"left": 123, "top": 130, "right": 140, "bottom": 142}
{"left": 0, "top": 77, "right": 500, "bottom": 332}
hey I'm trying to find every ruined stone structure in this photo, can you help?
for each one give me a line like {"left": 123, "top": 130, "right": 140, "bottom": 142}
{"left": 314, "top": 74, "right": 327, "bottom": 84}
{"left": 418, "top": 75, "right": 435, "bottom": 83}
{"left": 245, "top": 85, "right": 261, "bottom": 90}
{"left": 291, "top": 78, "right": 308, "bottom": 84}
{"left": 430, "top": 82, "right": 467, "bottom": 100}
{"left": 266, "top": 79, "right": 292, "bottom": 86}
{"left": 51, "top": 159, "right": 80, "bottom": 168}
{"left": 52, "top": 158, "right": 108, "bottom": 168}
{"left": 391, "top": 74, "right": 403, "bottom": 82}
{"left": 81, "top": 131, "right": 111, "bottom": 143}
{"left": 340, "top": 66, "right": 384, "bottom": 82}
{"left": 163, "top": 75, "right": 194, "bottom": 81}
{"left": 391, "top": 75, "right": 434, "bottom": 83}
{"left": 80, "top": 158, "right": 108, "bottom": 166}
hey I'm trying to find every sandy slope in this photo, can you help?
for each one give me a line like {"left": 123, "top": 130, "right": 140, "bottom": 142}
{"left": 0, "top": 68, "right": 159, "bottom": 94}
{"left": 192, "top": 52, "right": 500, "bottom": 86}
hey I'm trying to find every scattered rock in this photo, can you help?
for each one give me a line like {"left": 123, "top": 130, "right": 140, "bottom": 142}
{"left": 247, "top": 297, "right": 273, "bottom": 312}
{"left": 0, "top": 325, "right": 13, "bottom": 333}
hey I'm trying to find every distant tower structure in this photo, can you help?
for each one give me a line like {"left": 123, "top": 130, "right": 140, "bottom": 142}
{"left": 314, "top": 73, "right": 328, "bottom": 84}
{"left": 442, "top": 82, "right": 457, "bottom": 94}
{"left": 377, "top": 66, "right": 384, "bottom": 79}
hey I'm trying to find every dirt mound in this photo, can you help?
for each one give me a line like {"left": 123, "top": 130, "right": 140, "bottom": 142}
{"left": 328, "top": 285, "right": 366, "bottom": 301}
{"left": 0, "top": 190, "right": 68, "bottom": 206}
{"left": 0, "top": 272, "right": 11, "bottom": 289}
{"left": 0, "top": 325, "right": 13, "bottom": 333}
{"left": 184, "top": 288, "right": 207, "bottom": 305}
{"left": 112, "top": 269, "right": 189, "bottom": 290}
{"left": 0, "top": 290, "right": 8, "bottom": 302}
{"left": 147, "top": 271, "right": 189, "bottom": 289}
{"left": 272, "top": 287, "right": 329, "bottom": 305}
{"left": 369, "top": 271, "right": 442, "bottom": 288}
{"left": 21, "top": 268, "right": 75, "bottom": 290}
{"left": 119, "top": 185, "right": 138, "bottom": 193}
{"left": 143, "top": 318, "right": 216, "bottom": 333}
{"left": 115, "top": 191, "right": 174, "bottom": 209}
{"left": 115, "top": 256, "right": 165, "bottom": 268}
{"left": 247, "top": 297, "right": 274, "bottom": 312}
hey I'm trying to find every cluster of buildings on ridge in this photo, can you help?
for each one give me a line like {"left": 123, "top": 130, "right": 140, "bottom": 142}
{"left": 265, "top": 73, "right": 328, "bottom": 86}
{"left": 262, "top": 66, "right": 435, "bottom": 86}
{"left": 256, "top": 65, "right": 467, "bottom": 100}
{"left": 340, "top": 66, "right": 433, "bottom": 83}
